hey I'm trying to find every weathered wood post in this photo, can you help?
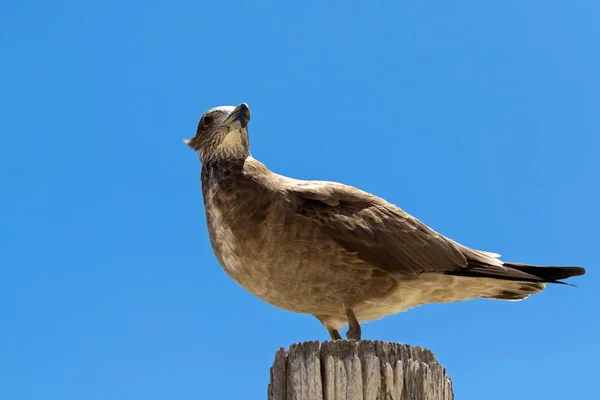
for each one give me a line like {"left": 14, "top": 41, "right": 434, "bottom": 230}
{"left": 268, "top": 341, "right": 453, "bottom": 400}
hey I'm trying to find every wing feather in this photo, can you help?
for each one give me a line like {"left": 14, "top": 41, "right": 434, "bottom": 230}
{"left": 283, "top": 179, "right": 584, "bottom": 284}
{"left": 285, "top": 180, "right": 469, "bottom": 275}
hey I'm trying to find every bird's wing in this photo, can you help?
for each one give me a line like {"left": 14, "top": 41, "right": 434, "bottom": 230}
{"left": 284, "top": 179, "right": 581, "bottom": 283}
{"left": 284, "top": 180, "right": 470, "bottom": 275}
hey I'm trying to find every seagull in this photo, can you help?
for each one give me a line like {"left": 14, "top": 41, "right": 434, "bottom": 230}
{"left": 185, "top": 102, "right": 586, "bottom": 341}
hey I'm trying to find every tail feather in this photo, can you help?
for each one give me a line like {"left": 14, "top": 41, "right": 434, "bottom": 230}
{"left": 491, "top": 281, "right": 546, "bottom": 300}
{"left": 502, "top": 262, "right": 586, "bottom": 283}
{"left": 445, "top": 258, "right": 585, "bottom": 302}
{"left": 446, "top": 260, "right": 586, "bottom": 284}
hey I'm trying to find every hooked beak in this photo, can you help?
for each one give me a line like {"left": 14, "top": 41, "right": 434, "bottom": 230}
{"left": 223, "top": 103, "right": 251, "bottom": 129}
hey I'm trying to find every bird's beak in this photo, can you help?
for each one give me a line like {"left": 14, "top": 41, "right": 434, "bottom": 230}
{"left": 223, "top": 103, "right": 251, "bottom": 130}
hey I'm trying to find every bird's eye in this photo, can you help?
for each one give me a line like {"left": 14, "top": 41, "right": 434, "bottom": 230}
{"left": 203, "top": 115, "right": 214, "bottom": 125}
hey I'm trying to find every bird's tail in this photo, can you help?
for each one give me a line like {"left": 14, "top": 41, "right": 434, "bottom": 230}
{"left": 445, "top": 261, "right": 586, "bottom": 301}
{"left": 501, "top": 262, "right": 586, "bottom": 284}
{"left": 447, "top": 260, "right": 586, "bottom": 284}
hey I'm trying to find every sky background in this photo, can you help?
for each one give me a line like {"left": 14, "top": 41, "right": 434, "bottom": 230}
{"left": 1, "top": 0, "right": 599, "bottom": 399}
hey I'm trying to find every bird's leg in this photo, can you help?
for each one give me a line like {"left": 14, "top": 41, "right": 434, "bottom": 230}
{"left": 328, "top": 328, "right": 342, "bottom": 341}
{"left": 344, "top": 306, "right": 361, "bottom": 341}
{"left": 314, "top": 315, "right": 342, "bottom": 341}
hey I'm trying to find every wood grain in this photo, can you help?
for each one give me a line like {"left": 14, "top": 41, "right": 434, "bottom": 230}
{"left": 268, "top": 341, "right": 452, "bottom": 400}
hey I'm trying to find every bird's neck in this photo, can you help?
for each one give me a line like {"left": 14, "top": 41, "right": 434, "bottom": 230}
{"left": 201, "top": 158, "right": 247, "bottom": 191}
{"left": 202, "top": 157, "right": 246, "bottom": 172}
{"left": 200, "top": 156, "right": 276, "bottom": 196}
{"left": 200, "top": 150, "right": 250, "bottom": 164}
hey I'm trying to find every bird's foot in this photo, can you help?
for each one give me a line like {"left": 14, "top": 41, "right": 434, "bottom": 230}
{"left": 344, "top": 306, "right": 361, "bottom": 341}
{"left": 328, "top": 329, "right": 342, "bottom": 341}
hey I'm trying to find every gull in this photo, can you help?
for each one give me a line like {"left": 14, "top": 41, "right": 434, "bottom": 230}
{"left": 185, "top": 103, "right": 585, "bottom": 340}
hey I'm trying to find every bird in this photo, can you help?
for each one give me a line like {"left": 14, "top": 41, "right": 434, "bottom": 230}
{"left": 185, "top": 102, "right": 586, "bottom": 341}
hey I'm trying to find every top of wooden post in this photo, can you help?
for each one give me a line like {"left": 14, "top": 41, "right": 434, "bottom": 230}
{"left": 268, "top": 340, "right": 453, "bottom": 400}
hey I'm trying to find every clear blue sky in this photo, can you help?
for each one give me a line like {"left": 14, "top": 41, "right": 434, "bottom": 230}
{"left": 1, "top": 1, "right": 598, "bottom": 399}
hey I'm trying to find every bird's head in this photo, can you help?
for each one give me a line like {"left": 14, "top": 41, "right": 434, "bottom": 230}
{"left": 185, "top": 103, "right": 251, "bottom": 162}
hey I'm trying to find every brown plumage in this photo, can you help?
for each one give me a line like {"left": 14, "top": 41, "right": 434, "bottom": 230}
{"left": 186, "top": 103, "right": 586, "bottom": 340}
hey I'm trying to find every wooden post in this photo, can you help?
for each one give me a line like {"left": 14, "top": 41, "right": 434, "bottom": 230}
{"left": 268, "top": 341, "right": 453, "bottom": 400}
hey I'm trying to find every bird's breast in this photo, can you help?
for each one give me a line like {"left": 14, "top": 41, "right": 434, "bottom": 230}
{"left": 201, "top": 173, "right": 280, "bottom": 299}
{"left": 203, "top": 187, "right": 249, "bottom": 276}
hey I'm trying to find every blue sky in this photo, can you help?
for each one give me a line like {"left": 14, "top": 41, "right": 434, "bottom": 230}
{"left": 1, "top": 0, "right": 599, "bottom": 399}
